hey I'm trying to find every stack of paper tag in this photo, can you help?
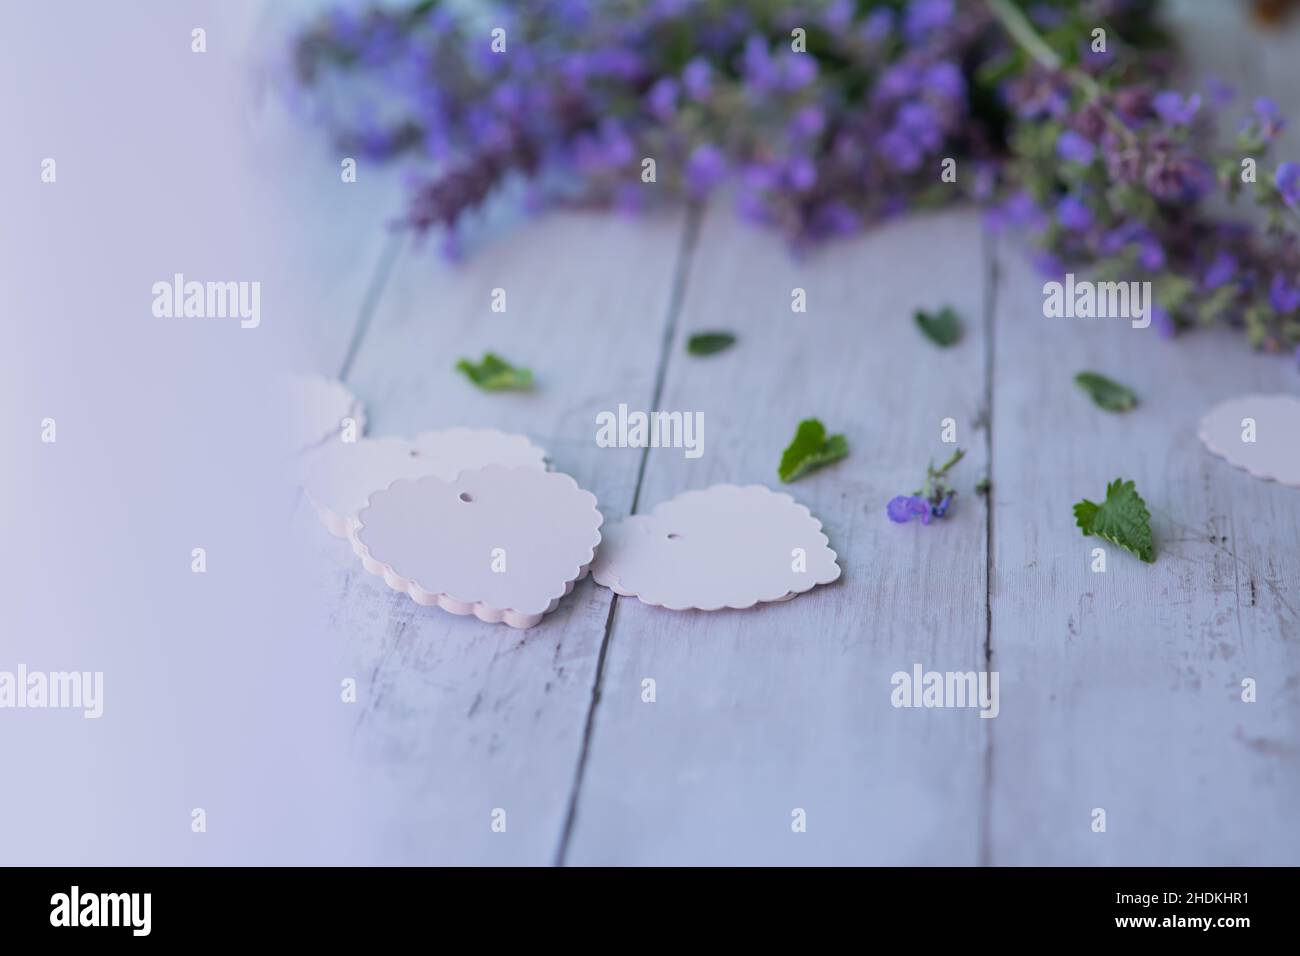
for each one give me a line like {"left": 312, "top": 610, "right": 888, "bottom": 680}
{"left": 294, "top": 379, "right": 843, "bottom": 629}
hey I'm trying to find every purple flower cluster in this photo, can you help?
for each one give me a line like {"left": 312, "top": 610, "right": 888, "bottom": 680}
{"left": 988, "top": 33, "right": 1300, "bottom": 351}
{"left": 289, "top": 0, "right": 1300, "bottom": 354}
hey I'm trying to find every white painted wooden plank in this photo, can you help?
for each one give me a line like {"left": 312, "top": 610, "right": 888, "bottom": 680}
{"left": 564, "top": 205, "right": 992, "bottom": 865}
{"left": 984, "top": 0, "right": 1300, "bottom": 868}
{"left": 985, "top": 252, "right": 1300, "bottom": 864}
{"left": 244, "top": 1, "right": 409, "bottom": 376}
{"left": 298, "top": 208, "right": 689, "bottom": 864}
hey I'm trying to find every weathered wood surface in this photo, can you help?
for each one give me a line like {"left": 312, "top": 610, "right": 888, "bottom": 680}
{"left": 300, "top": 209, "right": 691, "bottom": 864}
{"left": 294, "top": 0, "right": 1300, "bottom": 865}
{"left": 563, "top": 206, "right": 991, "bottom": 865}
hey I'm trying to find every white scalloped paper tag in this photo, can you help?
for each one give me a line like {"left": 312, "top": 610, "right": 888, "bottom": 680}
{"left": 285, "top": 374, "right": 365, "bottom": 454}
{"left": 304, "top": 428, "right": 548, "bottom": 537}
{"left": 1199, "top": 394, "right": 1300, "bottom": 488}
{"left": 592, "top": 484, "right": 841, "bottom": 610}
{"left": 352, "top": 465, "right": 602, "bottom": 629}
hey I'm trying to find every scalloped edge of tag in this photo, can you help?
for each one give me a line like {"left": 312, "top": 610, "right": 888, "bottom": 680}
{"left": 592, "top": 484, "right": 841, "bottom": 611}
{"left": 1198, "top": 393, "right": 1300, "bottom": 488}
{"left": 350, "top": 467, "right": 602, "bottom": 629}
{"left": 305, "top": 428, "right": 549, "bottom": 539}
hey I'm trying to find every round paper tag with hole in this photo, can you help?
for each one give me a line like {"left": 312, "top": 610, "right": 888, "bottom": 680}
{"left": 1199, "top": 393, "right": 1300, "bottom": 487}
{"left": 592, "top": 484, "right": 840, "bottom": 610}
{"left": 304, "top": 428, "right": 548, "bottom": 537}
{"left": 352, "top": 465, "right": 603, "bottom": 629}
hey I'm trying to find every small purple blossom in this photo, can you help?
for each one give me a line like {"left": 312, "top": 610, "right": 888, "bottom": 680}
{"left": 1202, "top": 251, "right": 1238, "bottom": 291}
{"left": 1057, "top": 129, "right": 1096, "bottom": 165}
{"left": 1270, "top": 273, "right": 1300, "bottom": 314}
{"left": 1275, "top": 162, "right": 1300, "bottom": 209}
{"left": 1152, "top": 90, "right": 1201, "bottom": 126}
{"left": 1204, "top": 75, "right": 1236, "bottom": 108}
{"left": 887, "top": 495, "right": 931, "bottom": 525}
{"left": 682, "top": 58, "right": 712, "bottom": 100}
{"left": 646, "top": 77, "right": 679, "bottom": 120}
{"left": 785, "top": 154, "right": 817, "bottom": 192}
{"left": 1056, "top": 194, "right": 1093, "bottom": 232}
{"left": 985, "top": 190, "right": 1046, "bottom": 233}
{"left": 788, "top": 105, "right": 826, "bottom": 141}
{"left": 1253, "top": 97, "right": 1286, "bottom": 140}
{"left": 903, "top": 0, "right": 954, "bottom": 44}
{"left": 861, "top": 7, "right": 893, "bottom": 43}
{"left": 924, "top": 61, "right": 965, "bottom": 103}
{"left": 685, "top": 144, "right": 727, "bottom": 197}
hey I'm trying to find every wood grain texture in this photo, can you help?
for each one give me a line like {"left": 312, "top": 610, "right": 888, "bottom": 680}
{"left": 985, "top": 248, "right": 1300, "bottom": 864}
{"left": 291, "top": 0, "right": 1300, "bottom": 865}
{"left": 247, "top": 0, "right": 409, "bottom": 377}
{"left": 299, "top": 208, "right": 690, "bottom": 864}
{"left": 973, "top": 0, "right": 1300, "bottom": 868}
{"left": 563, "top": 205, "right": 992, "bottom": 865}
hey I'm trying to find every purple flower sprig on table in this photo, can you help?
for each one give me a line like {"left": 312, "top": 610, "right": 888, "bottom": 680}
{"left": 983, "top": 0, "right": 1300, "bottom": 354}
{"left": 286, "top": 0, "right": 1300, "bottom": 356}
{"left": 887, "top": 446, "right": 966, "bottom": 525}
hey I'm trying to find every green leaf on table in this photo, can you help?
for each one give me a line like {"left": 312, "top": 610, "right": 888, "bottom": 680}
{"left": 686, "top": 331, "right": 736, "bottom": 356}
{"left": 1073, "top": 478, "right": 1155, "bottom": 563}
{"left": 1074, "top": 371, "right": 1138, "bottom": 412}
{"left": 914, "top": 306, "right": 962, "bottom": 347}
{"left": 778, "top": 418, "right": 848, "bottom": 483}
{"left": 455, "top": 352, "right": 534, "bottom": 391}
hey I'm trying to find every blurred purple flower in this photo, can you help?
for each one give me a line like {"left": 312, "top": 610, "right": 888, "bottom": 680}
{"left": 686, "top": 144, "right": 727, "bottom": 197}
{"left": 788, "top": 105, "right": 826, "bottom": 141}
{"left": 1152, "top": 91, "right": 1201, "bottom": 126}
{"left": 904, "top": 0, "right": 954, "bottom": 44}
{"left": 1270, "top": 273, "right": 1300, "bottom": 314}
{"left": 1057, "top": 129, "right": 1096, "bottom": 164}
{"left": 786, "top": 154, "right": 817, "bottom": 192}
{"left": 984, "top": 190, "right": 1046, "bottom": 233}
{"left": 862, "top": 7, "right": 893, "bottom": 43}
{"left": 1202, "top": 251, "right": 1238, "bottom": 290}
{"left": 821, "top": 0, "right": 854, "bottom": 31}
{"left": 646, "top": 77, "right": 679, "bottom": 120}
{"left": 1033, "top": 250, "right": 1066, "bottom": 279}
{"left": 1204, "top": 74, "right": 1236, "bottom": 108}
{"left": 924, "top": 61, "right": 966, "bottom": 103}
{"left": 683, "top": 58, "right": 712, "bottom": 100}
{"left": 897, "top": 101, "right": 942, "bottom": 149}
{"left": 742, "top": 35, "right": 777, "bottom": 91}
{"left": 877, "top": 62, "right": 920, "bottom": 100}
{"left": 1253, "top": 97, "right": 1286, "bottom": 140}
{"left": 1275, "top": 162, "right": 1300, "bottom": 208}
{"left": 1152, "top": 305, "right": 1175, "bottom": 339}
{"left": 1056, "top": 194, "right": 1093, "bottom": 231}
{"left": 1101, "top": 222, "right": 1164, "bottom": 270}
{"left": 781, "top": 52, "right": 818, "bottom": 91}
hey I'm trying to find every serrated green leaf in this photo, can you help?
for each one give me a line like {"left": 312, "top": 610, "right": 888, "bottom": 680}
{"left": 778, "top": 418, "right": 848, "bottom": 483}
{"left": 455, "top": 352, "right": 534, "bottom": 391}
{"left": 686, "top": 331, "right": 736, "bottom": 356}
{"left": 1073, "top": 478, "right": 1155, "bottom": 563}
{"left": 1074, "top": 371, "right": 1138, "bottom": 412}
{"left": 914, "top": 306, "right": 962, "bottom": 347}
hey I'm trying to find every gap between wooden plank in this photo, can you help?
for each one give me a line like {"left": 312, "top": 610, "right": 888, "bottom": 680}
{"left": 338, "top": 231, "right": 406, "bottom": 382}
{"left": 978, "top": 225, "right": 999, "bottom": 868}
{"left": 553, "top": 204, "right": 703, "bottom": 866}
